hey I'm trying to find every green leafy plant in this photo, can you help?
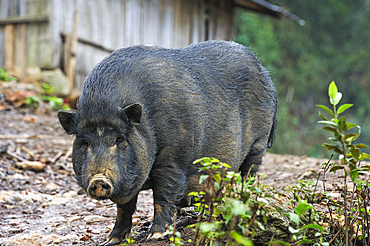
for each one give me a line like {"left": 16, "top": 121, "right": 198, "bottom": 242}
{"left": 40, "top": 83, "right": 69, "bottom": 110}
{"left": 24, "top": 95, "right": 40, "bottom": 109}
{"left": 20, "top": 83, "right": 70, "bottom": 110}
{"left": 270, "top": 196, "right": 326, "bottom": 246}
{"left": 163, "top": 223, "right": 183, "bottom": 246}
{"left": 286, "top": 179, "right": 321, "bottom": 205}
{"left": 352, "top": 179, "right": 370, "bottom": 245}
{"left": 0, "top": 68, "right": 16, "bottom": 81}
{"left": 41, "top": 95, "right": 69, "bottom": 110}
{"left": 317, "top": 81, "right": 370, "bottom": 245}
{"left": 119, "top": 235, "right": 136, "bottom": 245}
{"left": 187, "top": 157, "right": 329, "bottom": 246}
{"left": 317, "top": 81, "right": 370, "bottom": 182}
{"left": 188, "top": 157, "right": 256, "bottom": 246}
{"left": 41, "top": 83, "right": 58, "bottom": 95}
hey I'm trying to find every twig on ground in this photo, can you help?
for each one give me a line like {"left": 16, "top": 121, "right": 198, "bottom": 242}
{"left": 6, "top": 150, "right": 27, "bottom": 162}
{"left": 20, "top": 145, "right": 36, "bottom": 159}
{"left": 59, "top": 148, "right": 72, "bottom": 163}
{"left": 51, "top": 151, "right": 64, "bottom": 163}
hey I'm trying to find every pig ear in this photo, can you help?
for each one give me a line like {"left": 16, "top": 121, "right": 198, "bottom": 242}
{"left": 121, "top": 103, "right": 142, "bottom": 126}
{"left": 58, "top": 110, "right": 78, "bottom": 135}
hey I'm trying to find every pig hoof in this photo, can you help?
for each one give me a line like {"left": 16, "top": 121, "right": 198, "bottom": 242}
{"left": 146, "top": 231, "right": 166, "bottom": 240}
{"left": 101, "top": 237, "right": 123, "bottom": 246}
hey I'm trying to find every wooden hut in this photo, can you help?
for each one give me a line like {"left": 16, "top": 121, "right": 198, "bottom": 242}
{"left": 0, "top": 0, "right": 302, "bottom": 88}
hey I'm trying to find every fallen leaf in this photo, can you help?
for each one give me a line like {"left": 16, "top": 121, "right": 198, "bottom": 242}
{"left": 21, "top": 116, "right": 37, "bottom": 123}
{"left": 68, "top": 216, "right": 81, "bottom": 222}
{"left": 48, "top": 196, "right": 71, "bottom": 206}
{"left": 91, "top": 228, "right": 101, "bottom": 234}
{"left": 45, "top": 182, "right": 61, "bottom": 191}
{"left": 273, "top": 194, "right": 283, "bottom": 204}
{"left": 9, "top": 219, "right": 22, "bottom": 225}
{"left": 84, "top": 215, "right": 107, "bottom": 223}
{"left": 63, "top": 191, "right": 78, "bottom": 198}
{"left": 80, "top": 234, "right": 90, "bottom": 241}
{"left": 14, "top": 99, "right": 26, "bottom": 107}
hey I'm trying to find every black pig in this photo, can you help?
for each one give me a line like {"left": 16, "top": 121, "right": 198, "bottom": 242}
{"left": 58, "top": 41, "right": 277, "bottom": 245}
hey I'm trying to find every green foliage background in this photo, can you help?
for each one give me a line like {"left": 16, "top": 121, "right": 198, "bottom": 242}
{"left": 235, "top": 0, "right": 370, "bottom": 157}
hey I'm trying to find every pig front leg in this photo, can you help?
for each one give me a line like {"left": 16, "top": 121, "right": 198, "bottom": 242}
{"left": 102, "top": 195, "right": 138, "bottom": 246}
{"left": 147, "top": 148, "right": 187, "bottom": 239}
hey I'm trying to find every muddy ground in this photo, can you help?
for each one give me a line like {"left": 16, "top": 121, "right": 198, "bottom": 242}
{"left": 0, "top": 107, "right": 361, "bottom": 246}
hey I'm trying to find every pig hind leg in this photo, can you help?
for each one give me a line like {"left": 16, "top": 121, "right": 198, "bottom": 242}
{"left": 239, "top": 138, "right": 268, "bottom": 177}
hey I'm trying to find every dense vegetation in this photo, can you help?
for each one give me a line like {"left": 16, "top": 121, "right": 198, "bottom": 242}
{"left": 235, "top": 0, "right": 370, "bottom": 157}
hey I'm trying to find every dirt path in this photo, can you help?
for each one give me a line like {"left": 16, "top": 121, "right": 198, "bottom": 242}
{"left": 0, "top": 108, "right": 349, "bottom": 246}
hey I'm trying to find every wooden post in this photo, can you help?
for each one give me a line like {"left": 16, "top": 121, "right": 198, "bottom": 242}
{"left": 4, "top": 24, "right": 14, "bottom": 71}
{"left": 19, "top": 23, "right": 27, "bottom": 78}
{"left": 66, "top": 8, "right": 78, "bottom": 89}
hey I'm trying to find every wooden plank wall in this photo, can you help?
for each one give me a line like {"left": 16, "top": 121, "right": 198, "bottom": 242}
{"left": 55, "top": 0, "right": 233, "bottom": 88}
{"left": 206, "top": 0, "right": 234, "bottom": 41}
{"left": 0, "top": 0, "right": 52, "bottom": 74}
{"left": 0, "top": 0, "right": 235, "bottom": 88}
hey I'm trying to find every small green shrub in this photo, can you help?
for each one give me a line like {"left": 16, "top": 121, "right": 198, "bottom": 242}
{"left": 40, "top": 83, "right": 70, "bottom": 110}
{"left": 163, "top": 223, "right": 183, "bottom": 246}
{"left": 22, "top": 83, "right": 70, "bottom": 111}
{"left": 317, "top": 81, "right": 370, "bottom": 182}
{"left": 286, "top": 180, "right": 318, "bottom": 205}
{"left": 317, "top": 81, "right": 370, "bottom": 245}
{"left": 24, "top": 95, "right": 40, "bottom": 109}
{"left": 270, "top": 196, "right": 326, "bottom": 246}
{"left": 41, "top": 83, "right": 58, "bottom": 95}
{"left": 41, "top": 95, "right": 69, "bottom": 110}
{"left": 0, "top": 68, "right": 16, "bottom": 81}
{"left": 120, "top": 237, "right": 136, "bottom": 245}
{"left": 185, "top": 157, "right": 326, "bottom": 246}
{"left": 187, "top": 157, "right": 259, "bottom": 245}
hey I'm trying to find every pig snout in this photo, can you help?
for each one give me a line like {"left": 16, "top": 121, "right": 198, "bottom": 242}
{"left": 87, "top": 174, "right": 113, "bottom": 199}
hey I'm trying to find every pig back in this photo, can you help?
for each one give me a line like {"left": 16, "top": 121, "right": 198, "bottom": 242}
{"left": 136, "top": 41, "right": 277, "bottom": 171}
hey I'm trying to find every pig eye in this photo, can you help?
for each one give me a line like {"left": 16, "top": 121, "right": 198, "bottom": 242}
{"left": 115, "top": 136, "right": 126, "bottom": 145}
{"left": 80, "top": 139, "right": 90, "bottom": 146}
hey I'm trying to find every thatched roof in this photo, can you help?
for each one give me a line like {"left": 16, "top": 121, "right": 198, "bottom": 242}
{"left": 234, "top": 0, "right": 305, "bottom": 25}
